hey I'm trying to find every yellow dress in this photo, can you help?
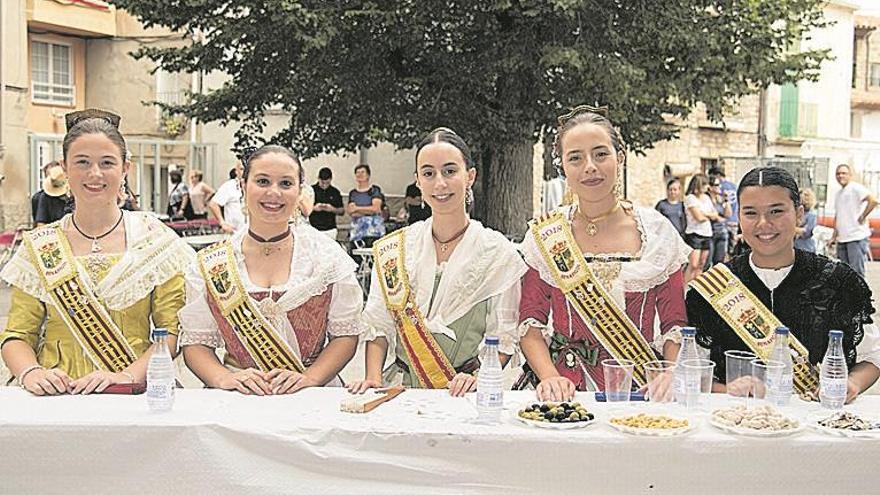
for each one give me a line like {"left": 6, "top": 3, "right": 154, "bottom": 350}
{"left": 0, "top": 212, "right": 194, "bottom": 380}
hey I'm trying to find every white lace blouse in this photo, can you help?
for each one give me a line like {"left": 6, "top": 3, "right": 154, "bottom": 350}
{"left": 361, "top": 218, "right": 527, "bottom": 357}
{"left": 178, "top": 223, "right": 366, "bottom": 354}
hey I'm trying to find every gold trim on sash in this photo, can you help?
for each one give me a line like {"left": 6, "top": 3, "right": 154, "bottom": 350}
{"left": 23, "top": 225, "right": 137, "bottom": 372}
{"left": 689, "top": 263, "right": 819, "bottom": 395}
{"left": 373, "top": 230, "right": 455, "bottom": 389}
{"left": 531, "top": 213, "right": 656, "bottom": 387}
{"left": 198, "top": 241, "right": 304, "bottom": 373}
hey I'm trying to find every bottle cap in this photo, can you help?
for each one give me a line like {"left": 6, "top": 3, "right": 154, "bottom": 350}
{"left": 775, "top": 326, "right": 790, "bottom": 335}
{"left": 484, "top": 336, "right": 499, "bottom": 345}
{"left": 681, "top": 327, "right": 696, "bottom": 336}
{"left": 152, "top": 327, "right": 169, "bottom": 338}
{"left": 829, "top": 330, "right": 843, "bottom": 338}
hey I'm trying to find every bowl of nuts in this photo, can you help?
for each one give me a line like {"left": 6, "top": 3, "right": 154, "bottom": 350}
{"left": 710, "top": 404, "right": 803, "bottom": 437}
{"left": 514, "top": 402, "right": 597, "bottom": 429}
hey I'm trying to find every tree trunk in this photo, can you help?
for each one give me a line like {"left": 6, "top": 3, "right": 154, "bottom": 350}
{"left": 479, "top": 136, "right": 535, "bottom": 240}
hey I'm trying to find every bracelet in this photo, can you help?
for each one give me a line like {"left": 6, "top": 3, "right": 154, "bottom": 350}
{"left": 120, "top": 370, "right": 136, "bottom": 383}
{"left": 17, "top": 364, "right": 45, "bottom": 388}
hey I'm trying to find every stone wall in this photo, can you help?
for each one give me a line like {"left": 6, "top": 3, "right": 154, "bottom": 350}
{"left": 627, "top": 95, "right": 760, "bottom": 207}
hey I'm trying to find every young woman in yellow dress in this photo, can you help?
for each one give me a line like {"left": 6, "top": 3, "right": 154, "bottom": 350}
{"left": 348, "top": 128, "right": 526, "bottom": 397}
{"left": 1, "top": 109, "right": 195, "bottom": 395}
{"left": 178, "top": 145, "right": 364, "bottom": 395}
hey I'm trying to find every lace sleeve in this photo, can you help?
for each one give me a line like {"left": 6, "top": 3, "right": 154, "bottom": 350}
{"left": 518, "top": 267, "right": 553, "bottom": 339}
{"left": 361, "top": 263, "right": 395, "bottom": 342}
{"left": 177, "top": 262, "right": 223, "bottom": 349}
{"left": 0, "top": 245, "right": 48, "bottom": 302}
{"left": 326, "top": 275, "right": 367, "bottom": 337}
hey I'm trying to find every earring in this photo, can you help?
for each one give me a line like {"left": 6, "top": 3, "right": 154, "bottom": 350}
{"left": 465, "top": 186, "right": 474, "bottom": 210}
{"left": 613, "top": 165, "right": 625, "bottom": 200}
{"left": 562, "top": 186, "right": 576, "bottom": 205}
{"left": 240, "top": 192, "right": 249, "bottom": 220}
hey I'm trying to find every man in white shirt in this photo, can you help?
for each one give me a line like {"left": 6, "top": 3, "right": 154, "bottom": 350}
{"left": 208, "top": 162, "right": 245, "bottom": 234}
{"left": 833, "top": 164, "right": 878, "bottom": 277}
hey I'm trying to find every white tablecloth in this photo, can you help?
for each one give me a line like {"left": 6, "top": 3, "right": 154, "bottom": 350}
{"left": 0, "top": 387, "right": 877, "bottom": 494}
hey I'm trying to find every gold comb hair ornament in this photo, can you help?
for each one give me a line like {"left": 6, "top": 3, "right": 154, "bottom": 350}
{"left": 557, "top": 104, "right": 610, "bottom": 126}
{"left": 65, "top": 109, "right": 121, "bottom": 132}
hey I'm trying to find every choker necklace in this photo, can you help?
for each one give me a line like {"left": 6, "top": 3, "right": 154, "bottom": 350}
{"left": 577, "top": 202, "right": 620, "bottom": 236}
{"left": 247, "top": 229, "right": 292, "bottom": 256}
{"left": 71, "top": 211, "right": 124, "bottom": 254}
{"left": 432, "top": 223, "right": 469, "bottom": 254}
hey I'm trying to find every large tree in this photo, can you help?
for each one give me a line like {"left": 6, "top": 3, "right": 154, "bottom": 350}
{"left": 111, "top": 0, "right": 829, "bottom": 236}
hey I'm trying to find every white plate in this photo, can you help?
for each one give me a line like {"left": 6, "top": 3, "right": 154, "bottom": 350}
{"left": 606, "top": 416, "right": 693, "bottom": 437}
{"left": 510, "top": 407, "right": 597, "bottom": 430}
{"left": 709, "top": 417, "right": 804, "bottom": 437}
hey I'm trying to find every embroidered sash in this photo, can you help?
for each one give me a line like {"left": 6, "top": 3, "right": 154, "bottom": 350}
{"left": 374, "top": 230, "right": 455, "bottom": 389}
{"left": 198, "top": 241, "right": 304, "bottom": 373}
{"left": 690, "top": 264, "right": 820, "bottom": 396}
{"left": 24, "top": 225, "right": 137, "bottom": 372}
{"left": 531, "top": 213, "right": 656, "bottom": 387}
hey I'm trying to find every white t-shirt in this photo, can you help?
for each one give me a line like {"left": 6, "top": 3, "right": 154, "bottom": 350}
{"left": 684, "top": 193, "right": 713, "bottom": 237}
{"left": 211, "top": 179, "right": 245, "bottom": 231}
{"left": 835, "top": 182, "right": 871, "bottom": 243}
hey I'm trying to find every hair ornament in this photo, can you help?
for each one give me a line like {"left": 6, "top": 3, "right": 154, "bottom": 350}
{"left": 65, "top": 109, "right": 121, "bottom": 132}
{"left": 557, "top": 104, "right": 610, "bottom": 126}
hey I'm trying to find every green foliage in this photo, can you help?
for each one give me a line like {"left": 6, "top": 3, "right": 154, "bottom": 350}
{"left": 109, "top": 0, "right": 830, "bottom": 232}
{"left": 110, "top": 0, "right": 829, "bottom": 154}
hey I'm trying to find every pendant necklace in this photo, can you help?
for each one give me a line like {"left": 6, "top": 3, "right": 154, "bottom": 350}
{"left": 431, "top": 223, "right": 469, "bottom": 254}
{"left": 577, "top": 202, "right": 620, "bottom": 236}
{"left": 247, "top": 228, "right": 292, "bottom": 256}
{"left": 71, "top": 210, "right": 124, "bottom": 254}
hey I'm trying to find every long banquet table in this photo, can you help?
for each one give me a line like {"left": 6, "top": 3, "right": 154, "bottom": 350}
{"left": 0, "top": 387, "right": 877, "bottom": 494}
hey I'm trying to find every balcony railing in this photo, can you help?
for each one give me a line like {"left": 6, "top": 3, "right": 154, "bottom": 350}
{"left": 32, "top": 82, "right": 75, "bottom": 106}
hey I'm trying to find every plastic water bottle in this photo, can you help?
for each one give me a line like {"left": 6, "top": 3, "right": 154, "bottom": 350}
{"left": 673, "top": 327, "right": 699, "bottom": 405}
{"left": 146, "top": 327, "right": 175, "bottom": 412}
{"left": 820, "top": 330, "right": 848, "bottom": 410}
{"left": 768, "top": 326, "right": 793, "bottom": 407}
{"left": 475, "top": 336, "right": 504, "bottom": 424}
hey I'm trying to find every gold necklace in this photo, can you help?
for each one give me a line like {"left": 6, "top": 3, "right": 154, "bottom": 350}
{"left": 577, "top": 202, "right": 620, "bottom": 236}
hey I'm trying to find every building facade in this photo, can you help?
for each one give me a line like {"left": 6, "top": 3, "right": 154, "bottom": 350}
{"left": 627, "top": 1, "right": 880, "bottom": 216}
{"left": 0, "top": 0, "right": 215, "bottom": 229}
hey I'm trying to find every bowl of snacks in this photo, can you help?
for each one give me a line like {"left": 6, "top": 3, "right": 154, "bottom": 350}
{"left": 710, "top": 404, "right": 803, "bottom": 437}
{"left": 811, "top": 411, "right": 880, "bottom": 438}
{"left": 514, "top": 402, "right": 596, "bottom": 429}
{"left": 607, "top": 413, "right": 692, "bottom": 436}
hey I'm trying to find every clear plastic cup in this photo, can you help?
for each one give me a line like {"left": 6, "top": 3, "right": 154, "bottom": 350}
{"left": 751, "top": 359, "right": 785, "bottom": 403}
{"left": 602, "top": 358, "right": 635, "bottom": 402}
{"left": 725, "top": 350, "right": 757, "bottom": 400}
{"left": 644, "top": 360, "right": 676, "bottom": 402}
{"left": 680, "top": 358, "right": 716, "bottom": 409}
